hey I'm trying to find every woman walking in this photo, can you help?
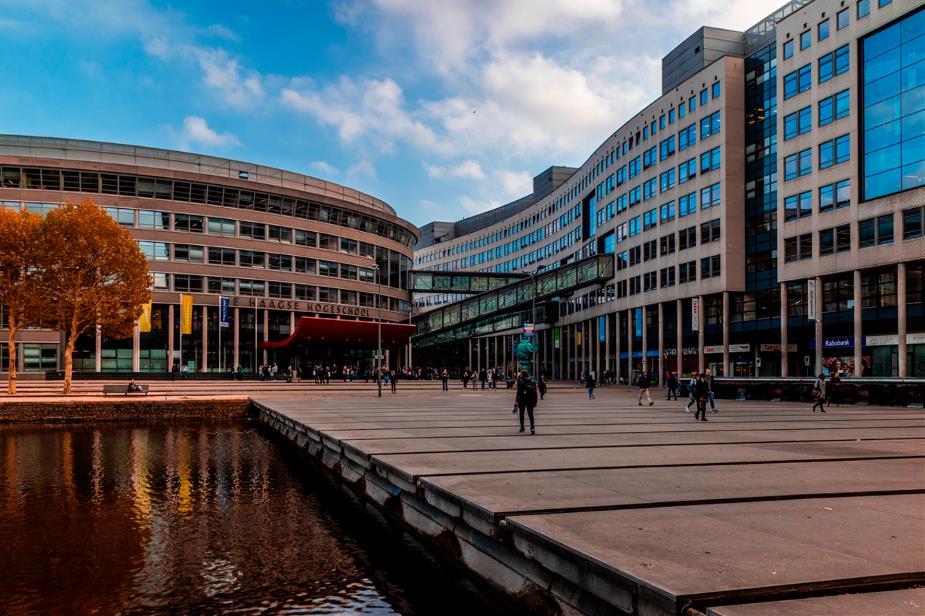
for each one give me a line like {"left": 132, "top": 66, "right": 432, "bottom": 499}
{"left": 441, "top": 368, "right": 449, "bottom": 391}
{"left": 538, "top": 374, "right": 548, "bottom": 400}
{"left": 637, "top": 371, "right": 653, "bottom": 406}
{"left": 812, "top": 373, "right": 827, "bottom": 413}
{"left": 586, "top": 372, "right": 596, "bottom": 399}
{"left": 666, "top": 372, "right": 679, "bottom": 400}
{"left": 693, "top": 372, "right": 710, "bottom": 421}
{"left": 513, "top": 370, "right": 538, "bottom": 434}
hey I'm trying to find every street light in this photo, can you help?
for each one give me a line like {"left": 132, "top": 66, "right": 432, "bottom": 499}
{"left": 530, "top": 268, "right": 542, "bottom": 379}
{"left": 368, "top": 260, "right": 383, "bottom": 398}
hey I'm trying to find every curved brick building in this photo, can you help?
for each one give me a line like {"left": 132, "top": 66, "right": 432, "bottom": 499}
{"left": 0, "top": 135, "right": 418, "bottom": 375}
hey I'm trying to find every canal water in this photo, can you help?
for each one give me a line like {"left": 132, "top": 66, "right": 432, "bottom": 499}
{"left": 0, "top": 422, "right": 505, "bottom": 615}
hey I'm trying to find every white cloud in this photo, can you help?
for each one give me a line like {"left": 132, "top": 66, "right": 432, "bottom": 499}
{"left": 207, "top": 23, "right": 240, "bottom": 42}
{"left": 422, "top": 159, "right": 486, "bottom": 180}
{"left": 309, "top": 160, "right": 338, "bottom": 176}
{"left": 419, "top": 199, "right": 442, "bottom": 210}
{"left": 175, "top": 116, "right": 240, "bottom": 150}
{"left": 459, "top": 195, "right": 501, "bottom": 215}
{"left": 496, "top": 169, "right": 532, "bottom": 198}
{"left": 347, "top": 159, "right": 377, "bottom": 181}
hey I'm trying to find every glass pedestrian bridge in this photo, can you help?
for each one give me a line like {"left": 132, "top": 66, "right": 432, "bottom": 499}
{"left": 409, "top": 270, "right": 527, "bottom": 294}
{"left": 412, "top": 254, "right": 614, "bottom": 347}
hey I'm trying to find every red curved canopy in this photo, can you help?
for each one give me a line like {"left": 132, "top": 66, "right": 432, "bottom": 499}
{"left": 259, "top": 316, "right": 415, "bottom": 350}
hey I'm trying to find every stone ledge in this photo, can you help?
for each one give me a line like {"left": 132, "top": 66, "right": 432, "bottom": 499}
{"left": 0, "top": 399, "right": 251, "bottom": 423}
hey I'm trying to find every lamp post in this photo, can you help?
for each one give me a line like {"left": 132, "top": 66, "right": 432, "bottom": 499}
{"left": 531, "top": 268, "right": 541, "bottom": 379}
{"left": 371, "top": 262, "right": 382, "bottom": 398}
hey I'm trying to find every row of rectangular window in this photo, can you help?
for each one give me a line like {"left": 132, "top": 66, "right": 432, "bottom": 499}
{"left": 783, "top": 179, "right": 851, "bottom": 221}
{"left": 784, "top": 211, "right": 909, "bottom": 260}
{"left": 783, "top": 135, "right": 850, "bottom": 181}
{"left": 783, "top": 45, "right": 849, "bottom": 100}
{"left": 783, "top": 90, "right": 850, "bottom": 140}
{"left": 616, "top": 255, "right": 721, "bottom": 296}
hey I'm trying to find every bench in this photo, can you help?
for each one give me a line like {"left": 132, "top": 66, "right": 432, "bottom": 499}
{"left": 102, "top": 384, "right": 149, "bottom": 396}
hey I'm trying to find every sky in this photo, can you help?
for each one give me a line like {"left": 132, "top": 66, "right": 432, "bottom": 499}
{"left": 0, "top": 0, "right": 783, "bottom": 227}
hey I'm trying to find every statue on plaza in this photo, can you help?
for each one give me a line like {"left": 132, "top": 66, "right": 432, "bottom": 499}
{"left": 514, "top": 336, "right": 536, "bottom": 374}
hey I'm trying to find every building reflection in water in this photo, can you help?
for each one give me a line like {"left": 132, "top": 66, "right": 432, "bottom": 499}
{"left": 0, "top": 421, "right": 480, "bottom": 614}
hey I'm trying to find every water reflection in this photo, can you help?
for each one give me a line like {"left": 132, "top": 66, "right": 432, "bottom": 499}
{"left": 0, "top": 423, "right": 501, "bottom": 615}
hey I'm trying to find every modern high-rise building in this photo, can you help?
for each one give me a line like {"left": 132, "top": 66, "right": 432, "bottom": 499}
{"left": 0, "top": 136, "right": 418, "bottom": 375}
{"left": 412, "top": 0, "right": 925, "bottom": 381}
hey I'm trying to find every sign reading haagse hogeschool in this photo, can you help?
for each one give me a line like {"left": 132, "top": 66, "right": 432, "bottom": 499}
{"left": 231, "top": 296, "right": 373, "bottom": 318}
{"left": 219, "top": 296, "right": 230, "bottom": 328}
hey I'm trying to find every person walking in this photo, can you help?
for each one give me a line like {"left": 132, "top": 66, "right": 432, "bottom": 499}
{"left": 390, "top": 369, "right": 398, "bottom": 394}
{"left": 683, "top": 372, "right": 698, "bottom": 413}
{"left": 586, "top": 372, "right": 596, "bottom": 399}
{"left": 812, "top": 373, "right": 827, "bottom": 412}
{"left": 479, "top": 368, "right": 487, "bottom": 390}
{"left": 828, "top": 370, "right": 841, "bottom": 407}
{"left": 666, "top": 372, "right": 679, "bottom": 400}
{"left": 513, "top": 370, "right": 538, "bottom": 434}
{"left": 462, "top": 369, "right": 470, "bottom": 389}
{"left": 693, "top": 373, "right": 710, "bottom": 421}
{"left": 704, "top": 368, "right": 717, "bottom": 413}
{"left": 441, "top": 368, "right": 449, "bottom": 391}
{"left": 637, "top": 370, "right": 653, "bottom": 406}
{"left": 538, "top": 374, "right": 548, "bottom": 400}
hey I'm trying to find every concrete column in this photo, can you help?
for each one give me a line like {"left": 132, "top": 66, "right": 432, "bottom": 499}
{"left": 697, "top": 296, "right": 705, "bottom": 372}
{"left": 627, "top": 309, "right": 634, "bottom": 382}
{"left": 780, "top": 282, "right": 789, "bottom": 377}
{"left": 558, "top": 328, "right": 564, "bottom": 380}
{"left": 168, "top": 304, "right": 175, "bottom": 370}
{"left": 477, "top": 339, "right": 482, "bottom": 372}
{"left": 676, "top": 299, "right": 683, "bottom": 376}
{"left": 814, "top": 277, "right": 823, "bottom": 376}
{"left": 854, "top": 269, "right": 863, "bottom": 377}
{"left": 657, "top": 303, "right": 664, "bottom": 386}
{"left": 605, "top": 314, "right": 611, "bottom": 376}
{"left": 262, "top": 309, "right": 269, "bottom": 365}
{"left": 94, "top": 325, "right": 102, "bottom": 373}
{"left": 201, "top": 307, "right": 208, "bottom": 372}
{"left": 898, "top": 262, "right": 907, "bottom": 377}
{"left": 468, "top": 338, "right": 473, "bottom": 370}
{"left": 641, "top": 306, "right": 648, "bottom": 376}
{"left": 502, "top": 335, "right": 507, "bottom": 376}
{"left": 722, "top": 291, "right": 730, "bottom": 378}
{"left": 233, "top": 307, "right": 240, "bottom": 370}
{"left": 132, "top": 324, "right": 140, "bottom": 373}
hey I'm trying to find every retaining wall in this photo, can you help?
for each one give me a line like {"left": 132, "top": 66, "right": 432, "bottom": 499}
{"left": 0, "top": 399, "right": 251, "bottom": 423}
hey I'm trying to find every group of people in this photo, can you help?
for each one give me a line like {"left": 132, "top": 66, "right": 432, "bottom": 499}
{"left": 811, "top": 370, "right": 843, "bottom": 412}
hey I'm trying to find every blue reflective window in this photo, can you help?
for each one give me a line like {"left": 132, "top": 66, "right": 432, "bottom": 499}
{"left": 783, "top": 39, "right": 794, "bottom": 59}
{"left": 819, "top": 90, "right": 850, "bottom": 126}
{"left": 712, "top": 82, "right": 721, "bottom": 99}
{"left": 784, "top": 106, "right": 812, "bottom": 139}
{"left": 700, "top": 89, "right": 708, "bottom": 105}
{"left": 818, "top": 19, "right": 830, "bottom": 41}
{"left": 858, "top": 0, "right": 870, "bottom": 19}
{"left": 862, "top": 7, "right": 925, "bottom": 200}
{"left": 800, "top": 30, "right": 812, "bottom": 50}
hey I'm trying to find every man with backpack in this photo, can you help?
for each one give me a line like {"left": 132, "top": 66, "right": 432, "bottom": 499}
{"left": 683, "top": 372, "right": 698, "bottom": 413}
{"left": 513, "top": 370, "right": 538, "bottom": 434}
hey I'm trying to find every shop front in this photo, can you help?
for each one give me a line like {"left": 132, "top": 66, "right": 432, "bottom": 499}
{"left": 728, "top": 343, "right": 753, "bottom": 376}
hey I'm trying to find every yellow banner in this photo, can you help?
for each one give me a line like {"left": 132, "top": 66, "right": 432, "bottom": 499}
{"left": 139, "top": 301, "right": 152, "bottom": 333}
{"left": 576, "top": 331, "right": 582, "bottom": 346}
{"left": 180, "top": 295, "right": 193, "bottom": 335}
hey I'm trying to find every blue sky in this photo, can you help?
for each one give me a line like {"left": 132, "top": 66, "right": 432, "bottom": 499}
{"left": 0, "top": 0, "right": 782, "bottom": 226}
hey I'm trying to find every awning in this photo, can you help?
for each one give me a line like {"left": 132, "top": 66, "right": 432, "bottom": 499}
{"left": 259, "top": 316, "right": 416, "bottom": 350}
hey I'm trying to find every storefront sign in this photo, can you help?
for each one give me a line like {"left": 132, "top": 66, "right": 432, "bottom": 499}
{"left": 759, "top": 343, "right": 797, "bottom": 352}
{"left": 599, "top": 315, "right": 607, "bottom": 342}
{"left": 703, "top": 345, "right": 724, "bottom": 354}
{"left": 553, "top": 327, "right": 561, "bottom": 349}
{"left": 864, "top": 334, "right": 898, "bottom": 347}
{"left": 523, "top": 323, "right": 535, "bottom": 336}
{"left": 683, "top": 346, "right": 698, "bottom": 356}
{"left": 663, "top": 348, "right": 677, "bottom": 356}
{"left": 728, "top": 343, "right": 750, "bottom": 353}
{"left": 230, "top": 296, "right": 373, "bottom": 318}
{"left": 810, "top": 336, "right": 854, "bottom": 350}
{"left": 906, "top": 333, "right": 925, "bottom": 345}
{"left": 691, "top": 298, "right": 699, "bottom": 331}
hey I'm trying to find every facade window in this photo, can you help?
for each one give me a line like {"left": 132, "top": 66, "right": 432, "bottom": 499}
{"left": 819, "top": 228, "right": 834, "bottom": 255}
{"left": 659, "top": 136, "right": 676, "bottom": 160}
{"left": 268, "top": 253, "right": 292, "bottom": 271}
{"left": 862, "top": 8, "right": 925, "bottom": 200}
{"left": 800, "top": 29, "right": 812, "bottom": 50}
{"left": 700, "top": 147, "right": 721, "bottom": 173}
{"left": 700, "top": 254, "right": 721, "bottom": 279}
{"left": 700, "top": 111, "right": 721, "bottom": 140}
{"left": 822, "top": 276, "right": 854, "bottom": 313}
{"left": 208, "top": 217, "right": 236, "bottom": 236}
{"left": 268, "top": 225, "right": 292, "bottom": 243}
{"left": 903, "top": 206, "right": 924, "bottom": 240}
{"left": 784, "top": 191, "right": 813, "bottom": 221}
{"left": 659, "top": 169, "right": 675, "bottom": 192}
{"left": 174, "top": 214, "right": 204, "bottom": 233}
{"left": 819, "top": 45, "right": 849, "bottom": 83}
{"left": 819, "top": 134, "right": 851, "bottom": 169}
{"left": 138, "top": 240, "right": 168, "bottom": 261}
{"left": 820, "top": 224, "right": 852, "bottom": 255}
{"left": 643, "top": 146, "right": 657, "bottom": 169}
{"left": 318, "top": 260, "right": 339, "bottom": 277}
{"left": 151, "top": 272, "right": 169, "bottom": 290}
{"left": 837, "top": 8, "right": 850, "bottom": 29}
{"left": 207, "top": 277, "right": 235, "bottom": 295}
{"left": 700, "top": 183, "right": 721, "bottom": 209}
{"left": 105, "top": 207, "right": 134, "bottom": 227}
{"left": 679, "top": 124, "right": 696, "bottom": 150}
{"left": 679, "top": 261, "right": 696, "bottom": 283}
{"left": 700, "top": 89, "right": 708, "bottom": 105}
{"left": 783, "top": 106, "right": 812, "bottom": 139}
{"left": 239, "top": 280, "right": 266, "bottom": 297}
{"left": 689, "top": 97, "right": 696, "bottom": 112}
{"left": 659, "top": 201, "right": 675, "bottom": 222}
{"left": 783, "top": 39, "right": 794, "bottom": 59}
{"left": 679, "top": 158, "right": 697, "bottom": 183}
{"left": 679, "top": 192, "right": 697, "bottom": 217}
{"left": 295, "top": 229, "right": 317, "bottom": 247}
{"left": 267, "top": 282, "right": 291, "bottom": 299}
{"left": 818, "top": 19, "right": 830, "bottom": 41}
{"left": 784, "top": 64, "right": 812, "bottom": 99}
{"left": 643, "top": 178, "right": 658, "bottom": 201}
{"left": 173, "top": 244, "right": 205, "bottom": 263}
{"left": 208, "top": 247, "right": 236, "bottom": 266}
{"left": 818, "top": 90, "right": 850, "bottom": 126}
{"left": 712, "top": 82, "right": 721, "bottom": 99}
{"left": 858, "top": 214, "right": 894, "bottom": 247}
{"left": 858, "top": 0, "right": 870, "bottom": 18}
{"left": 173, "top": 274, "right": 203, "bottom": 293}
{"left": 678, "top": 226, "right": 697, "bottom": 250}
{"left": 699, "top": 218, "right": 721, "bottom": 243}
{"left": 294, "top": 256, "right": 316, "bottom": 274}
{"left": 784, "top": 233, "right": 813, "bottom": 262}
{"left": 862, "top": 270, "right": 897, "bottom": 308}
{"left": 784, "top": 148, "right": 812, "bottom": 181}
{"left": 238, "top": 250, "right": 265, "bottom": 268}
{"left": 660, "top": 233, "right": 676, "bottom": 255}
{"left": 819, "top": 179, "right": 851, "bottom": 212}
{"left": 138, "top": 210, "right": 169, "bottom": 230}
{"left": 239, "top": 221, "right": 266, "bottom": 240}
{"left": 660, "top": 266, "right": 676, "bottom": 288}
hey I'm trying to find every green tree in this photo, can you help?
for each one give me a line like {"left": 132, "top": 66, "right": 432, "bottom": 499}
{"left": 0, "top": 209, "right": 44, "bottom": 394}
{"left": 39, "top": 200, "right": 151, "bottom": 394}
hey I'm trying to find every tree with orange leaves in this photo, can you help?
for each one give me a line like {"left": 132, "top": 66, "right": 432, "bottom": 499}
{"left": 0, "top": 208, "right": 44, "bottom": 394}
{"left": 38, "top": 200, "right": 151, "bottom": 394}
